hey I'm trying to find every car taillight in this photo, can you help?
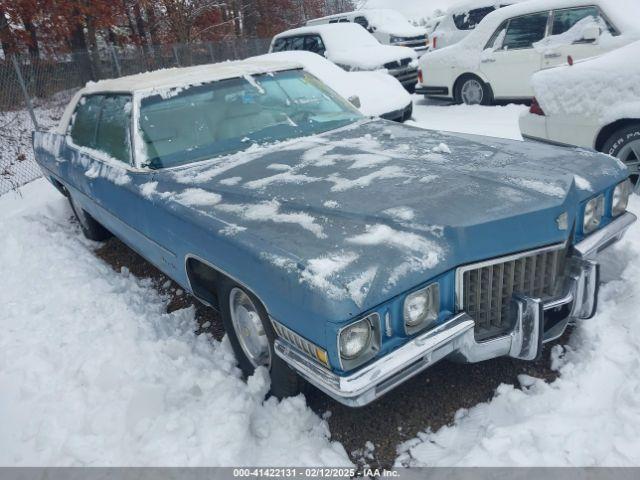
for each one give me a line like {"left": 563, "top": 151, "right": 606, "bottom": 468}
{"left": 418, "top": 68, "right": 423, "bottom": 84}
{"left": 432, "top": 36, "right": 437, "bottom": 49}
{"left": 530, "top": 97, "right": 545, "bottom": 116}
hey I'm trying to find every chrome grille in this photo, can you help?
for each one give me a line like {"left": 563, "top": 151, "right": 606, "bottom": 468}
{"left": 271, "top": 319, "right": 319, "bottom": 359}
{"left": 457, "top": 244, "right": 567, "bottom": 341}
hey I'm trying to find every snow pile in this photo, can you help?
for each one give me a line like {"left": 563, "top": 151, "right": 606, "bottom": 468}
{"left": 359, "top": 9, "right": 426, "bottom": 37}
{"left": 409, "top": 101, "right": 527, "bottom": 140}
{"left": 531, "top": 40, "right": 640, "bottom": 124}
{"left": 397, "top": 197, "right": 640, "bottom": 466}
{"left": 0, "top": 180, "right": 350, "bottom": 466}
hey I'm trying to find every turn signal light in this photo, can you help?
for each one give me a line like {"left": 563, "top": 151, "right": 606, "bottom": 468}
{"left": 418, "top": 68, "right": 423, "bottom": 84}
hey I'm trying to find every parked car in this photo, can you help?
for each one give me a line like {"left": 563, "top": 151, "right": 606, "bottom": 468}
{"left": 429, "top": 0, "right": 520, "bottom": 50}
{"left": 520, "top": 40, "right": 640, "bottom": 185}
{"left": 33, "top": 59, "right": 635, "bottom": 407}
{"left": 270, "top": 23, "right": 419, "bottom": 92}
{"left": 253, "top": 51, "right": 412, "bottom": 122}
{"left": 417, "top": 0, "right": 640, "bottom": 105}
{"left": 306, "top": 9, "right": 429, "bottom": 53}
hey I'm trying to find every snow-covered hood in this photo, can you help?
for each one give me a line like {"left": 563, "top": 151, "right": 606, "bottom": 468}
{"left": 328, "top": 45, "right": 417, "bottom": 71}
{"left": 156, "top": 119, "right": 628, "bottom": 314}
{"left": 376, "top": 22, "right": 426, "bottom": 38}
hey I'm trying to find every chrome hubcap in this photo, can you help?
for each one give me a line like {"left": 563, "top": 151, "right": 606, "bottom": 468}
{"left": 461, "top": 79, "right": 484, "bottom": 105}
{"left": 229, "top": 288, "right": 271, "bottom": 368}
{"left": 618, "top": 139, "right": 640, "bottom": 181}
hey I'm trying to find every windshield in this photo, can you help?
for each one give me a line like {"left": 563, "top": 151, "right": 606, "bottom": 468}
{"left": 138, "top": 70, "right": 362, "bottom": 169}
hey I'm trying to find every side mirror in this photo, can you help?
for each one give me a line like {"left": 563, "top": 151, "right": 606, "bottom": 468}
{"left": 348, "top": 95, "right": 361, "bottom": 109}
{"left": 581, "top": 25, "right": 600, "bottom": 42}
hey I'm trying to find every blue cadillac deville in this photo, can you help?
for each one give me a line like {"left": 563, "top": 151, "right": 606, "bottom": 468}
{"left": 33, "top": 58, "right": 636, "bottom": 407}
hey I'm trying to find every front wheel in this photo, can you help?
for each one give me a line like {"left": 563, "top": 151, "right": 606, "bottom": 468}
{"left": 219, "top": 282, "right": 302, "bottom": 399}
{"left": 454, "top": 75, "right": 493, "bottom": 106}
{"left": 602, "top": 124, "right": 640, "bottom": 185}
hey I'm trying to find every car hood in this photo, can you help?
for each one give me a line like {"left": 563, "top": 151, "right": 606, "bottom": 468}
{"left": 329, "top": 45, "right": 417, "bottom": 70}
{"left": 154, "top": 119, "right": 628, "bottom": 316}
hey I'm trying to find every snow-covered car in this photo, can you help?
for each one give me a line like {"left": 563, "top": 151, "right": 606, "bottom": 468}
{"left": 270, "top": 23, "right": 419, "bottom": 92}
{"left": 417, "top": 0, "right": 640, "bottom": 105}
{"left": 520, "top": 40, "right": 640, "bottom": 184}
{"left": 253, "top": 51, "right": 412, "bottom": 122}
{"left": 429, "top": 0, "right": 520, "bottom": 50}
{"left": 306, "top": 9, "right": 429, "bottom": 53}
{"left": 33, "top": 59, "right": 635, "bottom": 407}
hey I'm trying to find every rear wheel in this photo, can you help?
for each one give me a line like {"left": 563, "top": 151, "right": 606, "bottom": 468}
{"left": 68, "top": 194, "right": 112, "bottom": 241}
{"left": 454, "top": 74, "right": 493, "bottom": 106}
{"left": 602, "top": 124, "right": 640, "bottom": 185}
{"left": 219, "top": 281, "right": 302, "bottom": 399}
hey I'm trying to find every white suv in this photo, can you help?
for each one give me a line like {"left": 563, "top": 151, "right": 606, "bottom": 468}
{"left": 417, "top": 0, "right": 640, "bottom": 105}
{"left": 270, "top": 23, "right": 419, "bottom": 92}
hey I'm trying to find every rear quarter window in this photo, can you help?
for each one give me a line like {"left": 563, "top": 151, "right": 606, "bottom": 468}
{"left": 69, "top": 95, "right": 104, "bottom": 148}
{"left": 95, "top": 95, "right": 132, "bottom": 164}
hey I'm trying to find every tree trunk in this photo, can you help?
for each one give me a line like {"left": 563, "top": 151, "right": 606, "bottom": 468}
{"left": 69, "top": 13, "right": 94, "bottom": 83}
{"left": 22, "top": 17, "right": 40, "bottom": 59}
{"left": 0, "top": 6, "right": 17, "bottom": 56}
{"left": 86, "top": 15, "right": 101, "bottom": 79}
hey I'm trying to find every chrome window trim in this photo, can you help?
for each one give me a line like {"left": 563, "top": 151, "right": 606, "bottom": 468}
{"left": 454, "top": 242, "right": 567, "bottom": 312}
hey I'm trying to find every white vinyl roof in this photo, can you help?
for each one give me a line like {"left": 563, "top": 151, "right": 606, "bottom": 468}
{"left": 79, "top": 58, "right": 302, "bottom": 95}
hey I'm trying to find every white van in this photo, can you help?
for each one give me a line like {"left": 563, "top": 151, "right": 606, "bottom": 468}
{"left": 306, "top": 9, "right": 428, "bottom": 53}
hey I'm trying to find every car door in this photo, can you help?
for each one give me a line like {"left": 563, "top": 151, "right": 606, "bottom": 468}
{"left": 542, "top": 6, "right": 615, "bottom": 69}
{"left": 66, "top": 94, "right": 180, "bottom": 275}
{"left": 480, "top": 11, "right": 550, "bottom": 99}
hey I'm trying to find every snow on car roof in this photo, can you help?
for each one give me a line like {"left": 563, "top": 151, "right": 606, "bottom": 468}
{"left": 473, "top": 0, "right": 640, "bottom": 38}
{"left": 79, "top": 58, "right": 303, "bottom": 95}
{"left": 273, "top": 22, "right": 377, "bottom": 41}
{"left": 531, "top": 40, "right": 640, "bottom": 123}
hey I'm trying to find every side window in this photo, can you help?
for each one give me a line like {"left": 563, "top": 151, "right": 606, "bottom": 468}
{"left": 485, "top": 20, "right": 509, "bottom": 49}
{"left": 69, "top": 95, "right": 104, "bottom": 148}
{"left": 354, "top": 16, "right": 369, "bottom": 29}
{"left": 329, "top": 19, "right": 339, "bottom": 24}
{"left": 95, "top": 95, "right": 132, "bottom": 164}
{"left": 304, "top": 35, "right": 326, "bottom": 55}
{"left": 502, "top": 11, "right": 550, "bottom": 50}
{"left": 288, "top": 36, "right": 305, "bottom": 51}
{"left": 272, "top": 38, "right": 288, "bottom": 52}
{"left": 338, "top": 18, "right": 350, "bottom": 23}
{"left": 552, "top": 6, "right": 616, "bottom": 36}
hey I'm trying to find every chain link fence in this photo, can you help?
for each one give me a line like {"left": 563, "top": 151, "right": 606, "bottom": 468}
{"left": 0, "top": 37, "right": 273, "bottom": 196}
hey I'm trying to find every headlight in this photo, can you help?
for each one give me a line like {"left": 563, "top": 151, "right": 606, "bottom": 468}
{"left": 338, "top": 313, "right": 380, "bottom": 370}
{"left": 339, "top": 317, "right": 372, "bottom": 360}
{"left": 583, "top": 194, "right": 605, "bottom": 234}
{"left": 403, "top": 283, "right": 439, "bottom": 335}
{"left": 612, "top": 180, "right": 632, "bottom": 217}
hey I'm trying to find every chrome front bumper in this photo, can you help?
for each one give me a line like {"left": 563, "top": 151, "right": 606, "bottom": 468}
{"left": 274, "top": 212, "right": 636, "bottom": 407}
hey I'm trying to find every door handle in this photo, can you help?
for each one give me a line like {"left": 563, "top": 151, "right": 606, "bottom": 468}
{"left": 544, "top": 53, "right": 562, "bottom": 58}
{"left": 481, "top": 58, "right": 496, "bottom": 63}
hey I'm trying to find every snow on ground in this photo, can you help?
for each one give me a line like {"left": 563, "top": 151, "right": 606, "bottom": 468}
{"left": 410, "top": 97, "right": 527, "bottom": 140}
{"left": 0, "top": 180, "right": 350, "bottom": 466}
{"left": 0, "top": 91, "right": 70, "bottom": 196}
